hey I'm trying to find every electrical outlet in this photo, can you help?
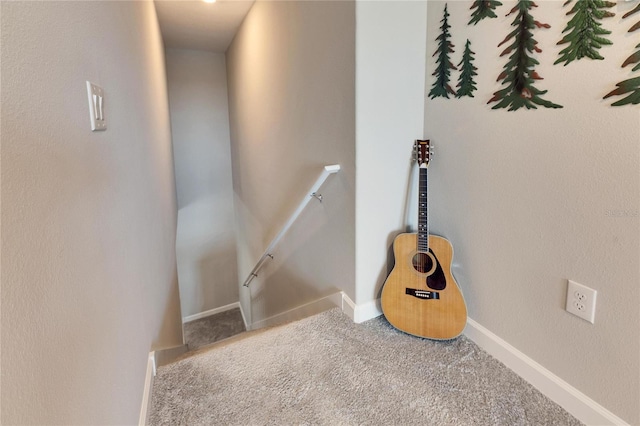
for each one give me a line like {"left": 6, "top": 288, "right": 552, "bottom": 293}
{"left": 565, "top": 280, "right": 597, "bottom": 323}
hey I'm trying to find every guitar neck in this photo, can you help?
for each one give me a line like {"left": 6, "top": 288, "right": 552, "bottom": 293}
{"left": 418, "top": 164, "right": 429, "bottom": 252}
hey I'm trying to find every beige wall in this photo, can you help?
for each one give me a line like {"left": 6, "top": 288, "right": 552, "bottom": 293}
{"left": 354, "top": 1, "right": 428, "bottom": 305}
{"left": 425, "top": 1, "right": 639, "bottom": 423}
{"left": 1, "top": 1, "right": 183, "bottom": 424}
{"left": 226, "top": 0, "right": 356, "bottom": 325}
{"left": 165, "top": 49, "right": 239, "bottom": 318}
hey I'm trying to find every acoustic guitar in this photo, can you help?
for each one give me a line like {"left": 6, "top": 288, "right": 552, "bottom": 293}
{"left": 381, "top": 140, "right": 467, "bottom": 340}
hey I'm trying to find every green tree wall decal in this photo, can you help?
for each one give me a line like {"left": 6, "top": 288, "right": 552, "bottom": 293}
{"left": 469, "top": 0, "right": 503, "bottom": 25}
{"left": 604, "top": 4, "right": 640, "bottom": 106}
{"left": 625, "top": 2, "right": 640, "bottom": 32}
{"left": 555, "top": 0, "right": 615, "bottom": 66}
{"left": 429, "top": 4, "right": 457, "bottom": 99}
{"left": 488, "top": 0, "right": 563, "bottom": 110}
{"left": 604, "top": 75, "right": 640, "bottom": 106}
{"left": 456, "top": 40, "right": 478, "bottom": 98}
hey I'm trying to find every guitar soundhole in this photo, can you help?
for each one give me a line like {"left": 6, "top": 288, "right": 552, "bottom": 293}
{"left": 412, "top": 252, "right": 434, "bottom": 274}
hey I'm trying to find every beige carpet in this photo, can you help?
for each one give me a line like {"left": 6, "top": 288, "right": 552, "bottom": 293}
{"left": 150, "top": 308, "right": 582, "bottom": 425}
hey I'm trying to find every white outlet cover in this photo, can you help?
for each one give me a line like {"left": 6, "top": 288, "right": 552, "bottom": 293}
{"left": 86, "top": 81, "right": 106, "bottom": 131}
{"left": 566, "top": 280, "right": 597, "bottom": 323}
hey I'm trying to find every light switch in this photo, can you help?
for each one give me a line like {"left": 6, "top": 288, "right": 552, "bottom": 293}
{"left": 86, "top": 81, "right": 106, "bottom": 131}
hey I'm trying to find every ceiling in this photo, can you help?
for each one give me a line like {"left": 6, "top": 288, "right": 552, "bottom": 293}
{"left": 154, "top": 0, "right": 255, "bottom": 53}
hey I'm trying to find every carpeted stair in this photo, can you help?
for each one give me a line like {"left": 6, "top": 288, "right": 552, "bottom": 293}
{"left": 183, "top": 308, "right": 247, "bottom": 351}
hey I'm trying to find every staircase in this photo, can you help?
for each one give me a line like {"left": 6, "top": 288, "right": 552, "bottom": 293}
{"left": 155, "top": 296, "right": 341, "bottom": 369}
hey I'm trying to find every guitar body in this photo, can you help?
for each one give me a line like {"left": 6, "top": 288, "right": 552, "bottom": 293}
{"left": 381, "top": 233, "right": 467, "bottom": 340}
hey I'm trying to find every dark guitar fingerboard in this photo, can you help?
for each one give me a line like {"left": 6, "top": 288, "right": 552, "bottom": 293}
{"left": 418, "top": 165, "right": 428, "bottom": 252}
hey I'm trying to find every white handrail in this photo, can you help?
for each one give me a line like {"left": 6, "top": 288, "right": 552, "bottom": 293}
{"left": 243, "top": 164, "right": 341, "bottom": 287}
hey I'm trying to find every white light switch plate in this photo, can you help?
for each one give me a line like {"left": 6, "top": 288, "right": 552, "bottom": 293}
{"left": 86, "top": 81, "right": 106, "bottom": 131}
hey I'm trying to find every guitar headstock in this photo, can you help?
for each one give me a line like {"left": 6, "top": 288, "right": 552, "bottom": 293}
{"left": 413, "top": 140, "right": 434, "bottom": 167}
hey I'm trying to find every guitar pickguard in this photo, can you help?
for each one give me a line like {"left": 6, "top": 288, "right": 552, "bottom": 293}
{"left": 426, "top": 250, "right": 446, "bottom": 291}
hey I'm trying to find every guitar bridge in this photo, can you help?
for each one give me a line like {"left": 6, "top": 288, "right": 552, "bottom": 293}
{"left": 406, "top": 288, "right": 440, "bottom": 300}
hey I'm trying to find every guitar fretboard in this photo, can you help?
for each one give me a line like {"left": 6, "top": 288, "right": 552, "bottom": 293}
{"left": 418, "top": 165, "right": 428, "bottom": 252}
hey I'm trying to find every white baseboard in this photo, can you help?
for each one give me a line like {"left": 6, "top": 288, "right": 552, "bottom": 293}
{"left": 341, "top": 292, "right": 356, "bottom": 320}
{"left": 139, "top": 352, "right": 156, "bottom": 426}
{"left": 340, "top": 293, "right": 383, "bottom": 323}
{"left": 238, "top": 302, "right": 249, "bottom": 330}
{"left": 249, "top": 292, "right": 342, "bottom": 330}
{"left": 182, "top": 302, "right": 240, "bottom": 323}
{"left": 464, "top": 318, "right": 628, "bottom": 426}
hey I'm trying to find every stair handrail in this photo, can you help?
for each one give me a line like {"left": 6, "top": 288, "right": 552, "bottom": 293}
{"left": 243, "top": 164, "right": 341, "bottom": 287}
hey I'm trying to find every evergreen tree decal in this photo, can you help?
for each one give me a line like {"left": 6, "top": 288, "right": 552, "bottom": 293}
{"left": 555, "top": 0, "right": 616, "bottom": 66}
{"left": 429, "top": 4, "right": 457, "bottom": 99}
{"left": 488, "top": 0, "right": 563, "bottom": 110}
{"left": 604, "top": 4, "right": 640, "bottom": 106}
{"left": 456, "top": 40, "right": 478, "bottom": 98}
{"left": 469, "top": 0, "right": 503, "bottom": 26}
{"left": 625, "top": 2, "right": 640, "bottom": 32}
{"left": 604, "top": 75, "right": 640, "bottom": 106}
